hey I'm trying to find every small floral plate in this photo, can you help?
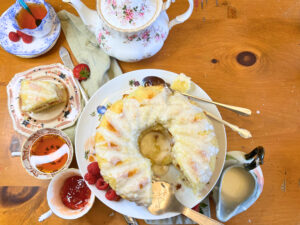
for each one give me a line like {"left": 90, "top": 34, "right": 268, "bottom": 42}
{"left": 7, "top": 63, "right": 82, "bottom": 137}
{"left": 0, "top": 3, "right": 61, "bottom": 58}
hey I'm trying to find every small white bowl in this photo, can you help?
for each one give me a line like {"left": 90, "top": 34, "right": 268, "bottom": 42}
{"left": 47, "top": 168, "right": 95, "bottom": 220}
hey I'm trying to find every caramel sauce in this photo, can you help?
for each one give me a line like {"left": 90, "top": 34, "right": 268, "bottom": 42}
{"left": 16, "top": 3, "right": 47, "bottom": 29}
{"left": 30, "top": 134, "right": 69, "bottom": 173}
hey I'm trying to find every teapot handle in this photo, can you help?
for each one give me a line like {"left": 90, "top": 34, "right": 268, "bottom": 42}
{"left": 163, "top": 0, "right": 194, "bottom": 30}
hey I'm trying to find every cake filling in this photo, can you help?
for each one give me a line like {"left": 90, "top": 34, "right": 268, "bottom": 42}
{"left": 138, "top": 124, "right": 173, "bottom": 176}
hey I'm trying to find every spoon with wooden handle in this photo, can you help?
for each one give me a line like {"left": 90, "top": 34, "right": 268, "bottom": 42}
{"left": 18, "top": 0, "right": 42, "bottom": 27}
{"left": 148, "top": 181, "right": 223, "bottom": 225}
{"left": 142, "top": 76, "right": 251, "bottom": 116}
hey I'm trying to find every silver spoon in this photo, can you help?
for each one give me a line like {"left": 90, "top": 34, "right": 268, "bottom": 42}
{"left": 142, "top": 76, "right": 251, "bottom": 116}
{"left": 204, "top": 111, "right": 252, "bottom": 139}
{"left": 148, "top": 181, "right": 223, "bottom": 225}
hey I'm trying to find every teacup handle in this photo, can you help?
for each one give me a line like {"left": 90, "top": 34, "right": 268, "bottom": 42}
{"left": 163, "top": 0, "right": 194, "bottom": 30}
{"left": 244, "top": 146, "right": 265, "bottom": 170}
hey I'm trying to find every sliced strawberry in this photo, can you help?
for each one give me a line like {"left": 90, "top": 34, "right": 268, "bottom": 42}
{"left": 8, "top": 32, "right": 20, "bottom": 42}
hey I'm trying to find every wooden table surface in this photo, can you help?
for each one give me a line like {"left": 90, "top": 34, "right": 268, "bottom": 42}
{"left": 1, "top": 0, "right": 300, "bottom": 224}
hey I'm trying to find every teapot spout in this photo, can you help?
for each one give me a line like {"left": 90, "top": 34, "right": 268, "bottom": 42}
{"left": 62, "top": 0, "right": 100, "bottom": 35}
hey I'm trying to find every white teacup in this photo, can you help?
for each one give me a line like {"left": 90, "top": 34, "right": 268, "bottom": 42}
{"left": 46, "top": 168, "right": 95, "bottom": 220}
{"left": 10, "top": 0, "right": 54, "bottom": 38}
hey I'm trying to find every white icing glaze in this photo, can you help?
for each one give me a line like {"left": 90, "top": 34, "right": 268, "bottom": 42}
{"left": 95, "top": 88, "right": 219, "bottom": 206}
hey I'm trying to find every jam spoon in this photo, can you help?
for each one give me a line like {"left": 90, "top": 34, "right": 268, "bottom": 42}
{"left": 142, "top": 76, "right": 251, "bottom": 116}
{"left": 148, "top": 181, "right": 223, "bottom": 225}
{"left": 17, "top": 0, "right": 42, "bottom": 27}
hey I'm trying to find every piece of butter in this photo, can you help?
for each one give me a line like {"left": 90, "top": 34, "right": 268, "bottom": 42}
{"left": 171, "top": 73, "right": 191, "bottom": 93}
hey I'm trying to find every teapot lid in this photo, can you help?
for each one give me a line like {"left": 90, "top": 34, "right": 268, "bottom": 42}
{"left": 97, "top": 0, "right": 162, "bottom": 32}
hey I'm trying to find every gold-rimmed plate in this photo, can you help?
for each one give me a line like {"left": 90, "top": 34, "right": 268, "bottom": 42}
{"left": 7, "top": 63, "right": 82, "bottom": 137}
{"left": 75, "top": 69, "right": 227, "bottom": 220}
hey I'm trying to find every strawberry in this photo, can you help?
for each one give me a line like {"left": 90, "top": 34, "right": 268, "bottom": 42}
{"left": 8, "top": 32, "right": 20, "bottom": 42}
{"left": 73, "top": 64, "right": 90, "bottom": 81}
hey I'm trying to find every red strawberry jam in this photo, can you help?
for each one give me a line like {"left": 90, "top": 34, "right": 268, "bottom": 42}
{"left": 60, "top": 175, "right": 91, "bottom": 210}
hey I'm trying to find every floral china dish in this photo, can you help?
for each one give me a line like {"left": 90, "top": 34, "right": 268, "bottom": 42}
{"left": 213, "top": 146, "right": 265, "bottom": 222}
{"left": 7, "top": 63, "right": 82, "bottom": 137}
{"left": 47, "top": 168, "right": 95, "bottom": 219}
{"left": 62, "top": 0, "right": 193, "bottom": 62}
{"left": 0, "top": 1, "right": 61, "bottom": 58}
{"left": 21, "top": 128, "right": 74, "bottom": 180}
{"left": 75, "top": 69, "right": 227, "bottom": 220}
{"left": 10, "top": 0, "right": 54, "bottom": 38}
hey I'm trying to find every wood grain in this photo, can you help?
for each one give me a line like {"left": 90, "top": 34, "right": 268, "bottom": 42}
{"left": 0, "top": 0, "right": 300, "bottom": 224}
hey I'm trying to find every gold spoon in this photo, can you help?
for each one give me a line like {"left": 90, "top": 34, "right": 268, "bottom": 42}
{"left": 148, "top": 181, "right": 223, "bottom": 225}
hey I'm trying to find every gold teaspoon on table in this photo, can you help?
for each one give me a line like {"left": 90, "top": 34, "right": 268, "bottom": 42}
{"left": 148, "top": 181, "right": 223, "bottom": 225}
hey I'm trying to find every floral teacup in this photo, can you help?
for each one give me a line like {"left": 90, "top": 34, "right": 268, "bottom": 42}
{"left": 10, "top": 0, "right": 55, "bottom": 38}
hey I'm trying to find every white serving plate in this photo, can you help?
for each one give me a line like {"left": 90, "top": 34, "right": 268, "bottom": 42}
{"left": 75, "top": 69, "right": 227, "bottom": 220}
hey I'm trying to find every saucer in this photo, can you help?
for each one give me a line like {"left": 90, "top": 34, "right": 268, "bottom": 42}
{"left": 7, "top": 63, "right": 82, "bottom": 137}
{"left": 0, "top": 4, "right": 61, "bottom": 58}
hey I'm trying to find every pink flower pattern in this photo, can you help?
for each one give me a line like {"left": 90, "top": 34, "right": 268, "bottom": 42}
{"left": 124, "top": 26, "right": 167, "bottom": 47}
{"left": 104, "top": 0, "right": 149, "bottom": 26}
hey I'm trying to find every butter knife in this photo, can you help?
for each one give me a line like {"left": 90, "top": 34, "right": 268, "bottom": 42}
{"left": 59, "top": 47, "right": 88, "bottom": 104}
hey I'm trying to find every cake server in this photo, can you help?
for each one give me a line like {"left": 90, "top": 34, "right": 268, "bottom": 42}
{"left": 148, "top": 181, "right": 223, "bottom": 225}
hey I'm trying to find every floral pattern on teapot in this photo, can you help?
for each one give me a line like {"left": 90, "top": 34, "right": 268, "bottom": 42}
{"left": 98, "top": 23, "right": 167, "bottom": 52}
{"left": 102, "top": 0, "right": 155, "bottom": 28}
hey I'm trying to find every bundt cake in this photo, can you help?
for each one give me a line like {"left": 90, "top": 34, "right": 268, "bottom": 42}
{"left": 95, "top": 85, "right": 219, "bottom": 206}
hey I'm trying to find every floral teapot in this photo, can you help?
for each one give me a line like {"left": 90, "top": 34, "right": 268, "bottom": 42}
{"left": 62, "top": 0, "right": 193, "bottom": 62}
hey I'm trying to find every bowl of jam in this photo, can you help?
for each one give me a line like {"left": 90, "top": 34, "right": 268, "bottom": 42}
{"left": 47, "top": 168, "right": 95, "bottom": 219}
{"left": 21, "top": 128, "right": 73, "bottom": 180}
